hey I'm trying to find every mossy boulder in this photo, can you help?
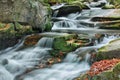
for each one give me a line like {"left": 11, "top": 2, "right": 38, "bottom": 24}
{"left": 0, "top": 22, "right": 33, "bottom": 50}
{"left": 102, "top": 4, "right": 115, "bottom": 9}
{"left": 107, "top": 0, "right": 120, "bottom": 8}
{"left": 95, "top": 38, "right": 120, "bottom": 61}
{"left": 51, "top": 34, "right": 91, "bottom": 57}
{"left": 69, "top": 1, "right": 90, "bottom": 9}
{"left": 0, "top": 0, "right": 47, "bottom": 31}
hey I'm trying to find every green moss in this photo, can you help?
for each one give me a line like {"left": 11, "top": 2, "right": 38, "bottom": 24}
{"left": 102, "top": 4, "right": 115, "bottom": 9}
{"left": 44, "top": 19, "right": 52, "bottom": 31}
{"left": 69, "top": 1, "right": 89, "bottom": 9}
{"left": 113, "top": 63, "right": 120, "bottom": 75}
{"left": 98, "top": 46, "right": 107, "bottom": 52}
{"left": 53, "top": 38, "right": 77, "bottom": 52}
{"left": 0, "top": 23, "right": 5, "bottom": 29}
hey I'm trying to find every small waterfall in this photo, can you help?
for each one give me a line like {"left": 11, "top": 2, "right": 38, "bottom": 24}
{"left": 52, "top": 20, "right": 77, "bottom": 30}
{"left": 67, "top": 12, "right": 81, "bottom": 20}
{"left": 36, "top": 37, "right": 54, "bottom": 48}
{"left": 53, "top": 10, "right": 59, "bottom": 17}
{"left": 64, "top": 53, "right": 81, "bottom": 62}
{"left": 0, "top": 37, "right": 54, "bottom": 80}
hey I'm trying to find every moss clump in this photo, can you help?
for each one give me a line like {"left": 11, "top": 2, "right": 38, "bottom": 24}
{"left": 102, "top": 4, "right": 115, "bottom": 9}
{"left": 44, "top": 18, "right": 52, "bottom": 32}
{"left": 98, "top": 46, "right": 107, "bottom": 52}
{"left": 69, "top": 1, "right": 89, "bottom": 9}
{"left": 53, "top": 37, "right": 77, "bottom": 52}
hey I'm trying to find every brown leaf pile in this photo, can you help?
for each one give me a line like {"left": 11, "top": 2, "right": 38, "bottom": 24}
{"left": 88, "top": 59, "right": 120, "bottom": 76}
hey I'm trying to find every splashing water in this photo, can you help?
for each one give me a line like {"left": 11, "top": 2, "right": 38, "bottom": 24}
{"left": 0, "top": 37, "right": 54, "bottom": 80}
{"left": 20, "top": 35, "right": 119, "bottom": 80}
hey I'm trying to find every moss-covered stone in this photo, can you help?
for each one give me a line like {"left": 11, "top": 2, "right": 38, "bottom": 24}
{"left": 94, "top": 38, "right": 120, "bottom": 61}
{"left": 0, "top": 22, "right": 34, "bottom": 50}
{"left": 50, "top": 34, "right": 91, "bottom": 57}
{"left": 102, "top": 4, "right": 115, "bottom": 9}
{"left": 69, "top": 1, "right": 90, "bottom": 9}
{"left": 107, "top": 0, "right": 120, "bottom": 8}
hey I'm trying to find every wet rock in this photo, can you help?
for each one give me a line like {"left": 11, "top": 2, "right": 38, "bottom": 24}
{"left": 81, "top": 9, "right": 120, "bottom": 18}
{"left": 89, "top": 0, "right": 107, "bottom": 7}
{"left": 0, "top": 0, "right": 47, "bottom": 31}
{"left": 102, "top": 4, "right": 115, "bottom": 9}
{"left": 24, "top": 34, "right": 42, "bottom": 46}
{"left": 91, "top": 17, "right": 120, "bottom": 22}
{"left": 0, "top": 37, "right": 19, "bottom": 50}
{"left": 0, "top": 22, "right": 34, "bottom": 50}
{"left": 95, "top": 38, "right": 120, "bottom": 61}
{"left": 56, "top": 5, "right": 82, "bottom": 17}
{"left": 70, "top": 1, "right": 90, "bottom": 9}
{"left": 91, "top": 17, "right": 120, "bottom": 29}
{"left": 107, "top": 0, "right": 120, "bottom": 8}
{"left": 51, "top": 34, "right": 91, "bottom": 57}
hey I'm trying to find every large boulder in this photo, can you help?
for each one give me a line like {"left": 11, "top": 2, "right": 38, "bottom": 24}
{"left": 94, "top": 38, "right": 120, "bottom": 61}
{"left": 0, "top": 0, "right": 47, "bottom": 31}
{"left": 88, "top": 9, "right": 120, "bottom": 29}
{"left": 91, "top": 17, "right": 120, "bottom": 29}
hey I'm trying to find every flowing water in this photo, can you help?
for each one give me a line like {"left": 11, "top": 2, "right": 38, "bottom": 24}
{"left": 0, "top": 34, "right": 119, "bottom": 80}
{"left": 0, "top": 37, "right": 54, "bottom": 80}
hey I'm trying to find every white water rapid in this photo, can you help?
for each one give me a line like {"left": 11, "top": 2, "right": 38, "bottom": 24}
{"left": 20, "top": 35, "right": 119, "bottom": 80}
{"left": 0, "top": 37, "right": 54, "bottom": 80}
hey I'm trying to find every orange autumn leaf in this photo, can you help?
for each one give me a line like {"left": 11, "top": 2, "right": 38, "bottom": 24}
{"left": 87, "top": 59, "right": 120, "bottom": 76}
